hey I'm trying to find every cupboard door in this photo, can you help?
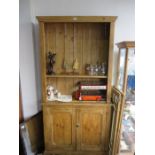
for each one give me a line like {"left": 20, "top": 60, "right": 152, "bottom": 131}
{"left": 43, "top": 107, "right": 75, "bottom": 151}
{"left": 77, "top": 108, "right": 106, "bottom": 151}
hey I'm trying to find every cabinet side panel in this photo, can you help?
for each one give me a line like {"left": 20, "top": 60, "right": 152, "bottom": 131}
{"left": 107, "top": 22, "right": 115, "bottom": 103}
{"left": 39, "top": 22, "right": 46, "bottom": 102}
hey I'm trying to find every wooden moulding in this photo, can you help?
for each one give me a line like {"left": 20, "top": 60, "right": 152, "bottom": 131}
{"left": 106, "top": 21, "right": 115, "bottom": 103}
{"left": 36, "top": 16, "right": 117, "bottom": 23}
{"left": 116, "top": 41, "right": 135, "bottom": 48}
{"left": 44, "top": 150, "right": 108, "bottom": 155}
{"left": 44, "top": 102, "right": 110, "bottom": 106}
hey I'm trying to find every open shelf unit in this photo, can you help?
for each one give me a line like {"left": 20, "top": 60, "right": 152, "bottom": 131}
{"left": 38, "top": 17, "right": 116, "bottom": 104}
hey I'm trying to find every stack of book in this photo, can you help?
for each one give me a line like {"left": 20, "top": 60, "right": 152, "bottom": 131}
{"left": 74, "top": 81, "right": 107, "bottom": 101}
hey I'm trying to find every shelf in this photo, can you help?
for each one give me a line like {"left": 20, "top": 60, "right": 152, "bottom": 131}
{"left": 46, "top": 74, "right": 107, "bottom": 79}
{"left": 43, "top": 100, "right": 114, "bottom": 107}
{"left": 46, "top": 100, "right": 106, "bottom": 104}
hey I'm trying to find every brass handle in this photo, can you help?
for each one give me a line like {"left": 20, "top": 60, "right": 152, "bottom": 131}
{"left": 76, "top": 123, "right": 80, "bottom": 128}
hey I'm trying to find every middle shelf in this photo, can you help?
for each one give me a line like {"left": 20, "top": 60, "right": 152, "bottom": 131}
{"left": 44, "top": 100, "right": 108, "bottom": 106}
{"left": 46, "top": 74, "right": 107, "bottom": 79}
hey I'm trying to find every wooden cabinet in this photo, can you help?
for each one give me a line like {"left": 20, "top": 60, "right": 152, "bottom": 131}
{"left": 37, "top": 16, "right": 118, "bottom": 155}
{"left": 43, "top": 104, "right": 112, "bottom": 155}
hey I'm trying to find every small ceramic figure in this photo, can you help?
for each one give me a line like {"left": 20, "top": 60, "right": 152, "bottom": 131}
{"left": 47, "top": 85, "right": 55, "bottom": 101}
{"left": 47, "top": 52, "right": 56, "bottom": 75}
{"left": 47, "top": 85, "right": 62, "bottom": 101}
{"left": 73, "top": 59, "right": 79, "bottom": 74}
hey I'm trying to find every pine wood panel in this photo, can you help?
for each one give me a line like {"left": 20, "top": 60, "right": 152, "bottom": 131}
{"left": 55, "top": 23, "right": 65, "bottom": 74}
{"left": 74, "top": 23, "right": 83, "bottom": 74}
{"left": 46, "top": 74, "right": 107, "bottom": 78}
{"left": 44, "top": 151, "right": 108, "bottom": 155}
{"left": 43, "top": 104, "right": 112, "bottom": 153}
{"left": 44, "top": 23, "right": 109, "bottom": 100}
{"left": 104, "top": 105, "right": 112, "bottom": 151}
{"left": 64, "top": 23, "right": 74, "bottom": 94}
{"left": 43, "top": 107, "right": 75, "bottom": 151}
{"left": 77, "top": 107, "right": 107, "bottom": 151}
{"left": 82, "top": 23, "right": 91, "bottom": 71}
{"left": 107, "top": 22, "right": 115, "bottom": 103}
{"left": 45, "top": 23, "right": 109, "bottom": 73}
{"left": 37, "top": 16, "right": 117, "bottom": 23}
{"left": 45, "top": 23, "right": 57, "bottom": 95}
{"left": 44, "top": 150, "right": 108, "bottom": 155}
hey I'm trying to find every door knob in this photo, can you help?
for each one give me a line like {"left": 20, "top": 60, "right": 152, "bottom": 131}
{"left": 76, "top": 123, "right": 80, "bottom": 127}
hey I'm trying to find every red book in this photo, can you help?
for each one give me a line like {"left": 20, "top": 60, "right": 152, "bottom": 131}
{"left": 80, "top": 95, "right": 102, "bottom": 101}
{"left": 79, "top": 90, "right": 105, "bottom": 101}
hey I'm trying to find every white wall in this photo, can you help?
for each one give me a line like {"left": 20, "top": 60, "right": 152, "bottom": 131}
{"left": 19, "top": 0, "right": 135, "bottom": 118}
{"left": 19, "top": 0, "right": 41, "bottom": 119}
{"left": 30, "top": 0, "right": 135, "bottom": 44}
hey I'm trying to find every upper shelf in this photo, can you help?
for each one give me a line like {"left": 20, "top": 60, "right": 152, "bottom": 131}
{"left": 46, "top": 74, "right": 107, "bottom": 79}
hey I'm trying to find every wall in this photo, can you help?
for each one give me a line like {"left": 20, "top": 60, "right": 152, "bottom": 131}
{"left": 19, "top": 0, "right": 41, "bottom": 119}
{"left": 19, "top": 0, "right": 135, "bottom": 118}
{"left": 31, "top": 0, "right": 135, "bottom": 44}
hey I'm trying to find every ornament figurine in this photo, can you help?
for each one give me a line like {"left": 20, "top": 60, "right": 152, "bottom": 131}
{"left": 47, "top": 51, "right": 56, "bottom": 75}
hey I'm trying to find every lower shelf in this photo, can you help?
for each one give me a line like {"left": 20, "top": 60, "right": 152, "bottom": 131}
{"left": 44, "top": 150, "right": 108, "bottom": 155}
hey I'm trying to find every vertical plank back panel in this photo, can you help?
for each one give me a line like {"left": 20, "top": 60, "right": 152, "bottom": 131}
{"left": 55, "top": 23, "right": 65, "bottom": 74}
{"left": 45, "top": 23, "right": 110, "bottom": 99}
{"left": 64, "top": 23, "right": 74, "bottom": 94}
{"left": 74, "top": 23, "right": 83, "bottom": 74}
{"left": 82, "top": 23, "right": 92, "bottom": 72}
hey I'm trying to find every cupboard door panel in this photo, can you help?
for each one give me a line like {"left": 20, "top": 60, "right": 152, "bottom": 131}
{"left": 77, "top": 108, "right": 105, "bottom": 151}
{"left": 44, "top": 107, "right": 75, "bottom": 151}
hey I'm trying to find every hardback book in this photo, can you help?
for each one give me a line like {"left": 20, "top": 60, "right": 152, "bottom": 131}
{"left": 79, "top": 81, "right": 107, "bottom": 90}
{"left": 79, "top": 90, "right": 106, "bottom": 101}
